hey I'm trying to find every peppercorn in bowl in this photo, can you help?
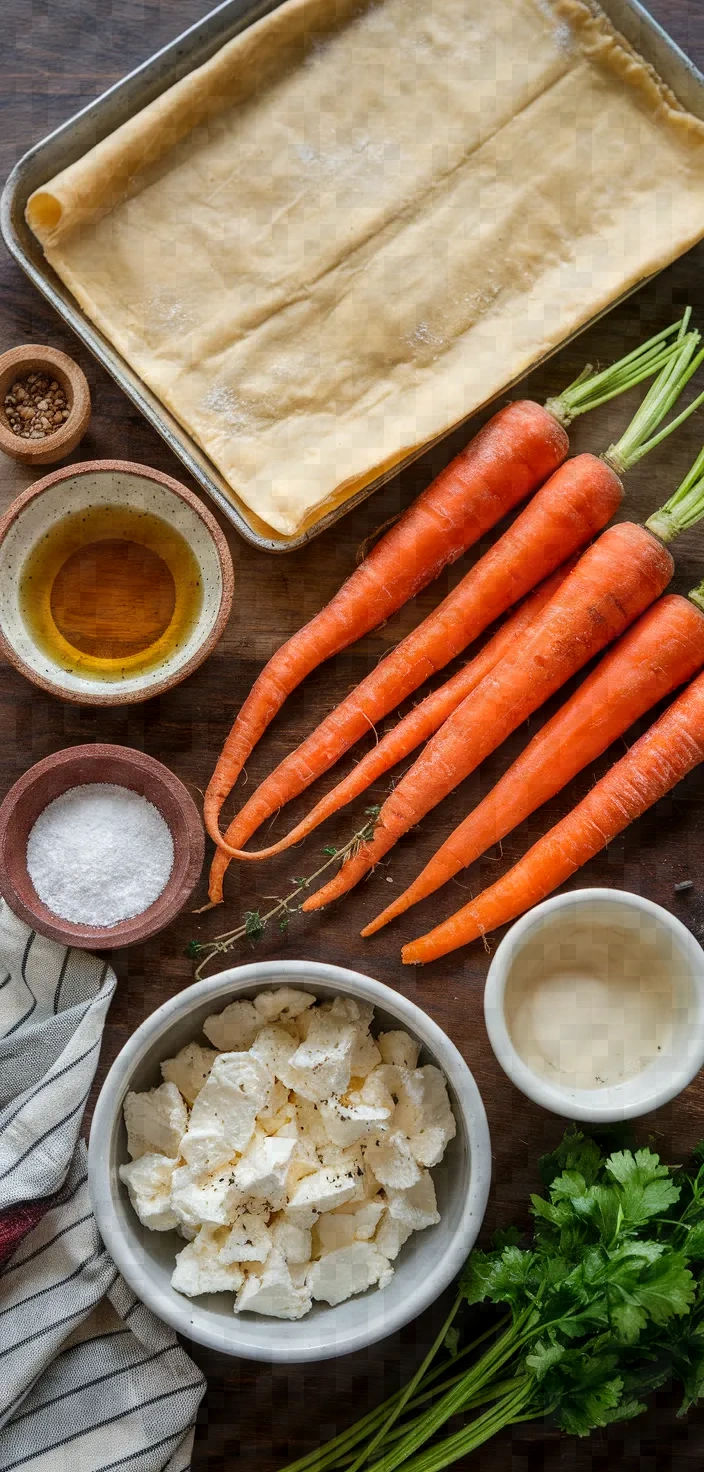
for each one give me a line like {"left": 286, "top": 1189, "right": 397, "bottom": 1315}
{"left": 0, "top": 344, "right": 90, "bottom": 465}
{"left": 88, "top": 960, "right": 491, "bottom": 1362}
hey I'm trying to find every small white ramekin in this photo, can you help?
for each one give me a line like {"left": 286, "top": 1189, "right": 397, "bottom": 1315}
{"left": 89, "top": 959, "right": 491, "bottom": 1362}
{"left": 484, "top": 888, "right": 704, "bottom": 1123}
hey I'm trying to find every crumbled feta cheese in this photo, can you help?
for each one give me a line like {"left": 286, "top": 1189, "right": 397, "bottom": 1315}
{"left": 203, "top": 999, "right": 260, "bottom": 1052}
{"left": 248, "top": 1023, "right": 316, "bottom": 1097}
{"left": 309, "top": 1242, "right": 393, "bottom": 1306}
{"left": 119, "top": 1153, "right": 179, "bottom": 1231}
{"left": 351, "top": 1030, "right": 382, "bottom": 1079}
{"left": 378, "top": 1031, "right": 421, "bottom": 1071}
{"left": 288, "top": 1013, "right": 357, "bottom": 1101}
{"left": 347, "top": 1199, "right": 386, "bottom": 1239}
{"left": 375, "top": 1212, "right": 413, "bottom": 1261}
{"left": 123, "top": 1081, "right": 188, "bottom": 1161}
{"left": 385, "top": 1171, "right": 441, "bottom": 1231}
{"left": 384, "top": 1065, "right": 455, "bottom": 1168}
{"left": 286, "top": 1135, "right": 321, "bottom": 1191}
{"left": 122, "top": 985, "right": 454, "bottom": 1321}
{"left": 236, "top": 1248, "right": 312, "bottom": 1319}
{"left": 220, "top": 1207, "right": 272, "bottom": 1264}
{"left": 253, "top": 987, "right": 315, "bottom": 1024}
{"left": 271, "top": 1215, "right": 312, "bottom": 1264}
{"left": 257, "top": 1080, "right": 293, "bottom": 1133}
{"left": 180, "top": 1053, "right": 271, "bottom": 1171}
{"left": 288, "top": 1165, "right": 360, "bottom": 1215}
{"left": 233, "top": 1129, "right": 296, "bottom": 1210}
{"left": 364, "top": 1131, "right": 422, "bottom": 1190}
{"left": 289, "top": 1261, "right": 312, "bottom": 1289}
{"left": 328, "top": 996, "right": 374, "bottom": 1029}
{"left": 292, "top": 1095, "right": 332, "bottom": 1149}
{"left": 320, "top": 1098, "right": 391, "bottom": 1147}
{"left": 358, "top": 1064, "right": 405, "bottom": 1116}
{"left": 170, "top": 1161, "right": 241, "bottom": 1229}
{"left": 160, "top": 1042, "right": 218, "bottom": 1105}
{"left": 283, "top": 1202, "right": 319, "bottom": 1230}
{"left": 315, "top": 1211, "right": 356, "bottom": 1254}
{"left": 172, "top": 1226, "right": 245, "bottom": 1297}
{"left": 316, "top": 1199, "right": 384, "bottom": 1255}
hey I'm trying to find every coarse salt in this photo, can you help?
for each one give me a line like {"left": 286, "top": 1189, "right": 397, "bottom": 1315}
{"left": 26, "top": 782, "right": 174, "bottom": 926}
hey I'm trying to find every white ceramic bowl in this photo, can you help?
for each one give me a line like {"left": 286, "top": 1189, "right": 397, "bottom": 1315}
{"left": 89, "top": 960, "right": 491, "bottom": 1362}
{"left": 484, "top": 888, "right": 704, "bottom": 1122}
{"left": 0, "top": 460, "right": 233, "bottom": 706}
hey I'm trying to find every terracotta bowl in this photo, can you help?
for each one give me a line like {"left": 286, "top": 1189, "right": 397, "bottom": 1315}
{"left": 0, "top": 743, "right": 204, "bottom": 949}
{"left": 0, "top": 344, "right": 91, "bottom": 465}
{"left": 0, "top": 460, "right": 234, "bottom": 706}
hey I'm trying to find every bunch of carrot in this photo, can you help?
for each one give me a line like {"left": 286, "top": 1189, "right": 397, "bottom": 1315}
{"left": 203, "top": 314, "right": 704, "bottom": 962}
{"left": 206, "top": 319, "right": 688, "bottom": 895}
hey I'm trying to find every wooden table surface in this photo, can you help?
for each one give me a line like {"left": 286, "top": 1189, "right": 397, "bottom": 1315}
{"left": 3, "top": 3, "right": 704, "bottom": 1466}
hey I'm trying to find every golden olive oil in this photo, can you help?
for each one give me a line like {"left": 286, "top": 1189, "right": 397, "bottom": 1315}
{"left": 19, "top": 504, "right": 203, "bottom": 681}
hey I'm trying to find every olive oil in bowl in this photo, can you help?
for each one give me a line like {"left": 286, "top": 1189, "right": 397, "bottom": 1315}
{"left": 19, "top": 504, "right": 203, "bottom": 681}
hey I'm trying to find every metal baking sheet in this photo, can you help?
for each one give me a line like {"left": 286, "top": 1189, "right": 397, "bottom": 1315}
{"left": 2, "top": 0, "right": 703, "bottom": 553}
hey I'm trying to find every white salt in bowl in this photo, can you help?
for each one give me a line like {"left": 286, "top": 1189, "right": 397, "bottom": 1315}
{"left": 0, "top": 743, "right": 204, "bottom": 948}
{"left": 88, "top": 960, "right": 491, "bottom": 1362}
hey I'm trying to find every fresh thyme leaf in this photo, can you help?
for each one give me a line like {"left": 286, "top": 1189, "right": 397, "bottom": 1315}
{"left": 279, "top": 915, "right": 289, "bottom": 935}
{"left": 322, "top": 845, "right": 338, "bottom": 856}
{"left": 184, "top": 939, "right": 202, "bottom": 958}
{"left": 244, "top": 910, "right": 266, "bottom": 940}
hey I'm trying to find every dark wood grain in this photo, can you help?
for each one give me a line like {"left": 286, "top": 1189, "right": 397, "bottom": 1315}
{"left": 2, "top": 4, "right": 704, "bottom": 1467}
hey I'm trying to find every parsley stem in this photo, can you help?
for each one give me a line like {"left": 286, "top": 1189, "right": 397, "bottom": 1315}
{"left": 387, "top": 1382, "right": 536, "bottom": 1472}
{"left": 345, "top": 1297, "right": 462, "bottom": 1472}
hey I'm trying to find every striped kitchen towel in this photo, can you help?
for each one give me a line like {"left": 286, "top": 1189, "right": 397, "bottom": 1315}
{"left": 0, "top": 900, "right": 206, "bottom": 1471}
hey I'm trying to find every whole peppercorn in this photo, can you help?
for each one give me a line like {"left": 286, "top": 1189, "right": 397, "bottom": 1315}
{"left": 4, "top": 374, "right": 69, "bottom": 439}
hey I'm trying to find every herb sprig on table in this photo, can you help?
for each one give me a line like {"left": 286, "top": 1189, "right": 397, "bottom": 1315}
{"left": 188, "top": 808, "right": 381, "bottom": 977}
{"left": 280, "top": 1130, "right": 704, "bottom": 1472}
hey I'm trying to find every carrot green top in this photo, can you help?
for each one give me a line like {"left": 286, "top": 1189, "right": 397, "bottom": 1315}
{"left": 648, "top": 446, "right": 704, "bottom": 547}
{"left": 602, "top": 317, "right": 704, "bottom": 476}
{"left": 545, "top": 311, "right": 692, "bottom": 427}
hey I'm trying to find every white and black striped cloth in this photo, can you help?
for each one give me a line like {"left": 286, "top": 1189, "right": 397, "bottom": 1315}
{"left": 0, "top": 901, "right": 206, "bottom": 1470}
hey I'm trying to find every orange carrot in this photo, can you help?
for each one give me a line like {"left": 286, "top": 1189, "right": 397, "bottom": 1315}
{"left": 204, "top": 400, "right": 568, "bottom": 845}
{"left": 363, "top": 591, "right": 704, "bottom": 935}
{"left": 402, "top": 668, "right": 704, "bottom": 963}
{"left": 209, "top": 454, "right": 622, "bottom": 893}
{"left": 206, "top": 561, "right": 578, "bottom": 888}
{"left": 301, "top": 522, "right": 674, "bottom": 913}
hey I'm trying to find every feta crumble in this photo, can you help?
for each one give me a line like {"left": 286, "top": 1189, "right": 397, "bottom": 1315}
{"left": 120, "top": 988, "right": 455, "bottom": 1319}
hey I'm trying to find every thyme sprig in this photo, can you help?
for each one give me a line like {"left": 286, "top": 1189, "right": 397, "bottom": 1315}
{"left": 188, "top": 807, "right": 381, "bottom": 978}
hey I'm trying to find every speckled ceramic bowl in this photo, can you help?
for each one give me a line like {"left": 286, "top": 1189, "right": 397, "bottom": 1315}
{"left": 0, "top": 460, "right": 233, "bottom": 705}
{"left": 89, "top": 961, "right": 492, "bottom": 1362}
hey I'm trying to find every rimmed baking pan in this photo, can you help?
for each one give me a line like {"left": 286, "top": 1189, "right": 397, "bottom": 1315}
{"left": 2, "top": 0, "right": 703, "bottom": 552}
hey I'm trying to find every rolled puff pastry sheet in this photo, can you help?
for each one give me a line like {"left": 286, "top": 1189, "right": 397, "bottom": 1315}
{"left": 27, "top": 0, "right": 704, "bottom": 537}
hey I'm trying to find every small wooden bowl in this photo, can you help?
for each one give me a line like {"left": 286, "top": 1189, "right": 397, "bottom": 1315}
{"left": 0, "top": 345, "right": 91, "bottom": 466}
{"left": 0, "top": 744, "right": 204, "bottom": 949}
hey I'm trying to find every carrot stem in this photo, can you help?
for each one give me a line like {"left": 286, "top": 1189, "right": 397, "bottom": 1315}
{"left": 647, "top": 446, "right": 704, "bottom": 543}
{"left": 603, "top": 329, "right": 704, "bottom": 473}
{"left": 544, "top": 314, "right": 689, "bottom": 425}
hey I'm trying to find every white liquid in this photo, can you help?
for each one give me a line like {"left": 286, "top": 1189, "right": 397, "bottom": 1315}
{"left": 505, "top": 919, "right": 682, "bottom": 1090}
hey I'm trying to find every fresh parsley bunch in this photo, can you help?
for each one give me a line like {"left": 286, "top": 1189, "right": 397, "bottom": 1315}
{"left": 282, "top": 1130, "right": 704, "bottom": 1472}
